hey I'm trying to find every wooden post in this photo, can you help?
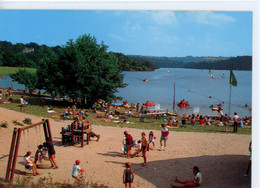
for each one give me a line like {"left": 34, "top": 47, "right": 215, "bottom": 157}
{"left": 81, "top": 126, "right": 84, "bottom": 147}
{"left": 42, "top": 119, "right": 48, "bottom": 141}
{"left": 71, "top": 122, "right": 74, "bottom": 146}
{"left": 61, "top": 127, "right": 65, "bottom": 145}
{"left": 46, "top": 119, "right": 52, "bottom": 142}
{"left": 10, "top": 129, "right": 22, "bottom": 181}
{"left": 5, "top": 128, "right": 18, "bottom": 181}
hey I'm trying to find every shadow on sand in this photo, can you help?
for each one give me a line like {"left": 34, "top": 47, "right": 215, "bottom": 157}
{"left": 106, "top": 154, "right": 251, "bottom": 188}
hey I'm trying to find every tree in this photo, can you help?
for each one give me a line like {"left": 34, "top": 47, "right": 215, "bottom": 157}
{"left": 38, "top": 34, "right": 126, "bottom": 107}
{"left": 10, "top": 69, "right": 38, "bottom": 94}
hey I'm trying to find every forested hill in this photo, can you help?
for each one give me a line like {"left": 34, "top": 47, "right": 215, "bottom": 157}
{"left": 129, "top": 55, "right": 252, "bottom": 70}
{"left": 0, "top": 41, "right": 157, "bottom": 71}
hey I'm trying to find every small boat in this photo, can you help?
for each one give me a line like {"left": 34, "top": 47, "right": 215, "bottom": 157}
{"left": 143, "top": 79, "right": 148, "bottom": 82}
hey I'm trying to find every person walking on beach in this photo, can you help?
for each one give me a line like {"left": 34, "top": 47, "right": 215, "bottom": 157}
{"left": 170, "top": 166, "right": 202, "bottom": 187}
{"left": 160, "top": 124, "right": 169, "bottom": 151}
{"left": 141, "top": 132, "right": 148, "bottom": 166}
{"left": 123, "top": 162, "right": 134, "bottom": 188}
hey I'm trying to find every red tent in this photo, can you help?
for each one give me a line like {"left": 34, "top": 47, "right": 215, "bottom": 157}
{"left": 145, "top": 101, "right": 155, "bottom": 107}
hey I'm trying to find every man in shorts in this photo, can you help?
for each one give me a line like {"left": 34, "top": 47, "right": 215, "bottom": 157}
{"left": 124, "top": 131, "right": 133, "bottom": 158}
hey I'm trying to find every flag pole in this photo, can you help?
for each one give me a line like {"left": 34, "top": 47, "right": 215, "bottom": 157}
{"left": 228, "top": 80, "right": 231, "bottom": 116}
{"left": 228, "top": 64, "right": 232, "bottom": 116}
{"left": 173, "top": 82, "right": 175, "bottom": 113}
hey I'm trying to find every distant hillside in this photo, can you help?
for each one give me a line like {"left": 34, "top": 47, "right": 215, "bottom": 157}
{"left": 129, "top": 55, "right": 252, "bottom": 70}
{"left": 0, "top": 40, "right": 157, "bottom": 71}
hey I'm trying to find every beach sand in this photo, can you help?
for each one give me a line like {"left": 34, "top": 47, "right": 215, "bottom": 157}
{"left": 0, "top": 107, "right": 251, "bottom": 187}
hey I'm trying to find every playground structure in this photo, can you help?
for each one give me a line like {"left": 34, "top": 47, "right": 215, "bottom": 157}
{"left": 5, "top": 119, "right": 52, "bottom": 182}
{"left": 61, "top": 121, "right": 93, "bottom": 147}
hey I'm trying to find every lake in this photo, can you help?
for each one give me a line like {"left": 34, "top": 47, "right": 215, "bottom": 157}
{"left": 117, "top": 68, "right": 252, "bottom": 117}
{"left": 0, "top": 68, "right": 252, "bottom": 117}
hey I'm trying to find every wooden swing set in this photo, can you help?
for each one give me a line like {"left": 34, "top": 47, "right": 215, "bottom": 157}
{"left": 5, "top": 119, "right": 52, "bottom": 182}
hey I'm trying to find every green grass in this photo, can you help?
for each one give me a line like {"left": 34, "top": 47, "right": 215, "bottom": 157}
{"left": 0, "top": 91, "right": 251, "bottom": 135}
{"left": 0, "top": 66, "right": 36, "bottom": 76}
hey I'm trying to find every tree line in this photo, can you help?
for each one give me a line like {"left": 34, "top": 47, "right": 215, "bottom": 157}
{"left": 0, "top": 40, "right": 157, "bottom": 71}
{"left": 129, "top": 55, "right": 252, "bottom": 70}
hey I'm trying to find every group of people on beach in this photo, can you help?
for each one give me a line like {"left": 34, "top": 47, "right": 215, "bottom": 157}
{"left": 23, "top": 138, "right": 58, "bottom": 176}
{"left": 15, "top": 94, "right": 251, "bottom": 187}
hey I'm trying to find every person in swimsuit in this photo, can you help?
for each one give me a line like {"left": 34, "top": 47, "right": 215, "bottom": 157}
{"left": 123, "top": 162, "right": 134, "bottom": 188}
{"left": 141, "top": 132, "right": 148, "bottom": 166}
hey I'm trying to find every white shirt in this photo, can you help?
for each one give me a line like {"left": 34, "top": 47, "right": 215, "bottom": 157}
{"left": 23, "top": 156, "right": 33, "bottom": 166}
{"left": 194, "top": 172, "right": 202, "bottom": 184}
{"left": 72, "top": 165, "right": 81, "bottom": 177}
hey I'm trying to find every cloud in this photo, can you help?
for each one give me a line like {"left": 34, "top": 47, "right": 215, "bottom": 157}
{"left": 187, "top": 11, "right": 236, "bottom": 25}
{"left": 146, "top": 11, "right": 178, "bottom": 26}
{"left": 108, "top": 33, "right": 125, "bottom": 42}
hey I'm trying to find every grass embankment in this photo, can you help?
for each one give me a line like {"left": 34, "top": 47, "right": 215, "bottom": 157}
{"left": 0, "top": 91, "right": 251, "bottom": 135}
{"left": 0, "top": 66, "right": 36, "bottom": 76}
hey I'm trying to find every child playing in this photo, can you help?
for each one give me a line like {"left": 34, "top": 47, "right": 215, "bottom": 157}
{"left": 131, "top": 140, "right": 142, "bottom": 158}
{"left": 147, "top": 131, "right": 155, "bottom": 151}
{"left": 123, "top": 162, "right": 134, "bottom": 188}
{"left": 141, "top": 132, "right": 148, "bottom": 166}
{"left": 34, "top": 145, "right": 43, "bottom": 164}
{"left": 23, "top": 151, "right": 39, "bottom": 176}
{"left": 41, "top": 143, "right": 48, "bottom": 162}
{"left": 72, "top": 160, "right": 84, "bottom": 183}
{"left": 160, "top": 124, "right": 169, "bottom": 151}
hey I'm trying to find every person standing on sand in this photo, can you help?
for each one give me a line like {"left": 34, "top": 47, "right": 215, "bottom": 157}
{"left": 222, "top": 114, "right": 229, "bottom": 132}
{"left": 123, "top": 162, "right": 134, "bottom": 188}
{"left": 124, "top": 131, "right": 133, "bottom": 158}
{"left": 141, "top": 132, "right": 148, "bottom": 166}
{"left": 170, "top": 166, "right": 202, "bottom": 187}
{"left": 160, "top": 124, "right": 169, "bottom": 151}
{"left": 45, "top": 138, "right": 58, "bottom": 169}
{"left": 233, "top": 112, "right": 239, "bottom": 133}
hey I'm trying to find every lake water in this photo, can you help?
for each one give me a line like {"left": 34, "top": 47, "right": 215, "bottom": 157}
{"left": 0, "top": 68, "right": 252, "bottom": 117}
{"left": 117, "top": 68, "right": 252, "bottom": 117}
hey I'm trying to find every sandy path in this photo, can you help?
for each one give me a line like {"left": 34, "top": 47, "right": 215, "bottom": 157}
{"left": 0, "top": 107, "right": 251, "bottom": 187}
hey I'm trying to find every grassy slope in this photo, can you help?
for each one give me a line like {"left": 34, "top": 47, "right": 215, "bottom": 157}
{"left": 0, "top": 91, "right": 251, "bottom": 135}
{"left": 0, "top": 66, "right": 36, "bottom": 76}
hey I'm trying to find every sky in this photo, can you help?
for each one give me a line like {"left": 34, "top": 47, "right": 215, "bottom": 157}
{"left": 0, "top": 10, "right": 252, "bottom": 57}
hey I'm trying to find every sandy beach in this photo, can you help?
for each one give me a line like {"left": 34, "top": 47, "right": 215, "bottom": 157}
{"left": 0, "top": 107, "right": 251, "bottom": 187}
